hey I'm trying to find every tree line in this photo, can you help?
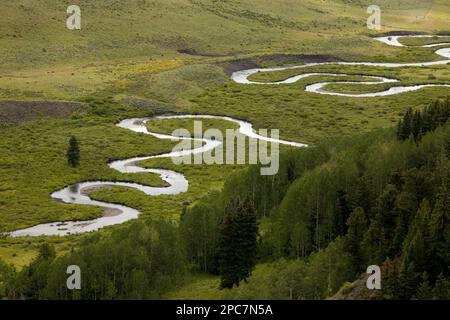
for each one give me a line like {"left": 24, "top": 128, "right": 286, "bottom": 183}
{"left": 397, "top": 97, "right": 450, "bottom": 142}
{"left": 1, "top": 220, "right": 186, "bottom": 299}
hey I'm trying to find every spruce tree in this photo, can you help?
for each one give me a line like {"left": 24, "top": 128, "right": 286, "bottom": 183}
{"left": 217, "top": 198, "right": 258, "bottom": 289}
{"left": 362, "top": 184, "right": 398, "bottom": 263}
{"left": 345, "top": 207, "right": 368, "bottom": 269}
{"left": 335, "top": 190, "right": 352, "bottom": 237}
{"left": 428, "top": 167, "right": 449, "bottom": 277}
{"left": 412, "top": 111, "right": 422, "bottom": 142}
{"left": 38, "top": 243, "right": 56, "bottom": 260}
{"left": 432, "top": 274, "right": 450, "bottom": 299}
{"left": 396, "top": 119, "right": 404, "bottom": 140}
{"left": 401, "top": 199, "right": 431, "bottom": 273}
{"left": 403, "top": 108, "right": 413, "bottom": 139}
{"left": 67, "top": 135, "right": 80, "bottom": 167}
{"left": 414, "top": 272, "right": 433, "bottom": 300}
{"left": 397, "top": 99, "right": 450, "bottom": 142}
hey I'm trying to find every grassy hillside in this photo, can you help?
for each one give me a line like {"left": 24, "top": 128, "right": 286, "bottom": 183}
{"left": 1, "top": 0, "right": 449, "bottom": 101}
{"left": 2, "top": 0, "right": 446, "bottom": 69}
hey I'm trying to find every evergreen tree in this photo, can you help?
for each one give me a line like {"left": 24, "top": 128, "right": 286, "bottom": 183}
{"left": 401, "top": 199, "right": 431, "bottom": 273}
{"left": 398, "top": 108, "right": 413, "bottom": 140}
{"left": 0, "top": 259, "right": 17, "bottom": 299}
{"left": 362, "top": 184, "right": 398, "bottom": 263}
{"left": 382, "top": 257, "right": 402, "bottom": 299}
{"left": 396, "top": 119, "right": 404, "bottom": 140}
{"left": 344, "top": 207, "right": 368, "bottom": 269}
{"left": 397, "top": 98, "right": 450, "bottom": 142}
{"left": 335, "top": 190, "right": 352, "bottom": 237}
{"left": 67, "top": 135, "right": 80, "bottom": 167}
{"left": 398, "top": 261, "right": 420, "bottom": 299}
{"left": 217, "top": 198, "right": 258, "bottom": 289}
{"left": 414, "top": 272, "right": 433, "bottom": 300}
{"left": 38, "top": 243, "right": 56, "bottom": 260}
{"left": 412, "top": 110, "right": 422, "bottom": 142}
{"left": 432, "top": 274, "right": 450, "bottom": 299}
{"left": 428, "top": 165, "right": 450, "bottom": 277}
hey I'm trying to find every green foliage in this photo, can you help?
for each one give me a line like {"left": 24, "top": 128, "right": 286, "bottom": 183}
{"left": 431, "top": 274, "right": 450, "bottom": 299}
{"left": 345, "top": 207, "right": 368, "bottom": 268}
{"left": 38, "top": 243, "right": 56, "bottom": 260}
{"left": 397, "top": 98, "right": 450, "bottom": 142}
{"left": 67, "top": 135, "right": 80, "bottom": 167}
{"left": 217, "top": 198, "right": 258, "bottom": 289}
{"left": 0, "top": 259, "right": 17, "bottom": 299}
{"left": 180, "top": 144, "right": 332, "bottom": 271}
{"left": 414, "top": 272, "right": 433, "bottom": 300}
{"left": 180, "top": 191, "right": 223, "bottom": 274}
{"left": 6, "top": 220, "right": 187, "bottom": 299}
{"left": 219, "top": 237, "right": 355, "bottom": 300}
{"left": 179, "top": 99, "right": 450, "bottom": 299}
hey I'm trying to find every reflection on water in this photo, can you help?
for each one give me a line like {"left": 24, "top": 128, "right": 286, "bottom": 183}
{"left": 69, "top": 184, "right": 79, "bottom": 194}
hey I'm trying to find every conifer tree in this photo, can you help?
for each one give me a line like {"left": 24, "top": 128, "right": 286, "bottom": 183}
{"left": 432, "top": 274, "right": 450, "bottom": 299}
{"left": 428, "top": 166, "right": 449, "bottom": 276}
{"left": 402, "top": 108, "right": 413, "bottom": 140}
{"left": 335, "top": 190, "right": 352, "bottom": 237}
{"left": 396, "top": 119, "right": 404, "bottom": 140}
{"left": 414, "top": 272, "right": 433, "bottom": 300}
{"left": 412, "top": 111, "right": 422, "bottom": 142}
{"left": 397, "top": 98, "right": 450, "bottom": 142}
{"left": 67, "top": 135, "right": 80, "bottom": 167}
{"left": 401, "top": 199, "right": 431, "bottom": 275}
{"left": 217, "top": 198, "right": 258, "bottom": 289}
{"left": 345, "top": 207, "right": 368, "bottom": 269}
{"left": 362, "top": 184, "right": 398, "bottom": 263}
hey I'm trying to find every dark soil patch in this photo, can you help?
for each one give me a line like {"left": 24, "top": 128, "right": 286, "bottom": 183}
{"left": 0, "top": 100, "right": 83, "bottom": 124}
{"left": 254, "top": 54, "right": 343, "bottom": 66}
{"left": 373, "top": 31, "right": 427, "bottom": 37}
{"left": 219, "top": 54, "right": 343, "bottom": 75}
{"left": 218, "top": 60, "right": 261, "bottom": 76}
{"left": 177, "top": 48, "right": 225, "bottom": 57}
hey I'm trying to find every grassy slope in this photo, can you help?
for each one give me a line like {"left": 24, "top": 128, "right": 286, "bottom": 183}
{"left": 0, "top": 0, "right": 449, "bottom": 276}
{"left": 1, "top": 0, "right": 449, "bottom": 101}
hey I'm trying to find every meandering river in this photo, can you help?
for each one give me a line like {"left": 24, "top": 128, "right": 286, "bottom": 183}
{"left": 231, "top": 35, "right": 450, "bottom": 97}
{"left": 8, "top": 35, "right": 450, "bottom": 237}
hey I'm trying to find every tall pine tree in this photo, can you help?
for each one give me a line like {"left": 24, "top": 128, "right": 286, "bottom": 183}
{"left": 67, "top": 135, "right": 80, "bottom": 167}
{"left": 217, "top": 198, "right": 258, "bottom": 289}
{"left": 344, "top": 207, "right": 368, "bottom": 270}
